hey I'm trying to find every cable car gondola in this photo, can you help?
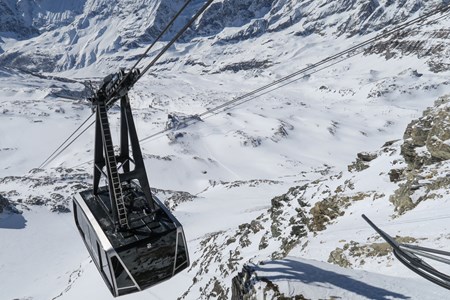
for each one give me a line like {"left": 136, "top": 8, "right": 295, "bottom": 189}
{"left": 73, "top": 186, "right": 189, "bottom": 297}
{"left": 72, "top": 68, "right": 189, "bottom": 297}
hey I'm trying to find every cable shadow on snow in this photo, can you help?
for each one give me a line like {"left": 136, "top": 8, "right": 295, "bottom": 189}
{"left": 0, "top": 213, "right": 27, "bottom": 229}
{"left": 252, "top": 258, "right": 410, "bottom": 300}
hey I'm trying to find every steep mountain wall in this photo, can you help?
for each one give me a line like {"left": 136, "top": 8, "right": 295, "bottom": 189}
{"left": 0, "top": 0, "right": 39, "bottom": 38}
{"left": 0, "top": 0, "right": 85, "bottom": 37}
{"left": 0, "top": 0, "right": 449, "bottom": 73}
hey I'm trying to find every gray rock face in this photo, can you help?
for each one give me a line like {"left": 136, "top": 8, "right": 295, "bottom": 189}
{"left": 348, "top": 151, "right": 378, "bottom": 172}
{"left": 0, "top": 194, "right": 20, "bottom": 214}
{"left": 231, "top": 263, "right": 308, "bottom": 300}
{"left": 401, "top": 95, "right": 450, "bottom": 168}
{"left": 0, "top": 0, "right": 39, "bottom": 38}
{"left": 0, "top": 167, "right": 91, "bottom": 213}
{"left": 388, "top": 95, "right": 450, "bottom": 214}
{"left": 0, "top": 0, "right": 86, "bottom": 38}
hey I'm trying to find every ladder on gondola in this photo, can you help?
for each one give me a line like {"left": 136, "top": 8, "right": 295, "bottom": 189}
{"left": 96, "top": 100, "right": 128, "bottom": 228}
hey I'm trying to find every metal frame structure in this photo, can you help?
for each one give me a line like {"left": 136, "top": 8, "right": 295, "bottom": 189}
{"left": 92, "top": 90, "right": 155, "bottom": 229}
{"left": 362, "top": 214, "right": 450, "bottom": 290}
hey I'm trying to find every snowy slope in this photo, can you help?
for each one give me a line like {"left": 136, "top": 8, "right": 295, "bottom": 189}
{"left": 236, "top": 257, "right": 450, "bottom": 299}
{"left": 2, "top": 1, "right": 450, "bottom": 299}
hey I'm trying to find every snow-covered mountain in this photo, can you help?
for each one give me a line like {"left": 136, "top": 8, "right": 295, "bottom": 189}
{"left": 2, "top": 0, "right": 450, "bottom": 299}
{"left": 1, "top": 0, "right": 449, "bottom": 73}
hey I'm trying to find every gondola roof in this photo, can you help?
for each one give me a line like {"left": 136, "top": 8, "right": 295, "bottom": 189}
{"left": 78, "top": 186, "right": 178, "bottom": 250}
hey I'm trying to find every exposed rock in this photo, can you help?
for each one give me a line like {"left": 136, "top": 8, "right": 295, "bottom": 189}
{"left": 382, "top": 139, "right": 400, "bottom": 148}
{"left": 231, "top": 265, "right": 255, "bottom": 300}
{"left": 388, "top": 168, "right": 404, "bottom": 183}
{"left": 0, "top": 194, "right": 21, "bottom": 214}
{"left": 165, "top": 113, "right": 203, "bottom": 130}
{"left": 51, "top": 204, "right": 71, "bottom": 213}
{"left": 219, "top": 179, "right": 282, "bottom": 189}
{"left": 182, "top": 184, "right": 312, "bottom": 299}
{"left": 152, "top": 188, "right": 197, "bottom": 211}
{"left": 271, "top": 121, "right": 293, "bottom": 143}
{"left": 0, "top": 168, "right": 90, "bottom": 213}
{"left": 357, "top": 152, "right": 378, "bottom": 162}
{"left": 390, "top": 167, "right": 450, "bottom": 214}
{"left": 310, "top": 196, "right": 345, "bottom": 232}
{"left": 401, "top": 96, "right": 450, "bottom": 168}
{"left": 309, "top": 191, "right": 373, "bottom": 232}
{"left": 389, "top": 175, "right": 419, "bottom": 214}
{"left": 235, "top": 130, "right": 262, "bottom": 147}
{"left": 216, "top": 59, "right": 274, "bottom": 73}
{"left": 389, "top": 96, "right": 450, "bottom": 214}
{"left": 328, "top": 248, "right": 351, "bottom": 268}
{"left": 348, "top": 151, "right": 378, "bottom": 172}
{"left": 210, "top": 277, "right": 228, "bottom": 300}
{"left": 167, "top": 131, "right": 186, "bottom": 143}
{"left": 329, "top": 237, "right": 417, "bottom": 268}
{"left": 231, "top": 264, "right": 307, "bottom": 300}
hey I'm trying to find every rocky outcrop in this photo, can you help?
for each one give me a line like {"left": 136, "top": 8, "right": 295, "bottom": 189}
{"left": 389, "top": 95, "right": 450, "bottom": 214}
{"left": 180, "top": 94, "right": 450, "bottom": 298}
{"left": 401, "top": 96, "right": 450, "bottom": 168}
{"left": 165, "top": 112, "right": 203, "bottom": 130}
{"left": 328, "top": 237, "right": 418, "bottom": 268}
{"left": 0, "top": 1, "right": 38, "bottom": 39}
{"left": 180, "top": 184, "right": 311, "bottom": 299}
{"left": 231, "top": 264, "right": 307, "bottom": 300}
{"left": 152, "top": 188, "right": 197, "bottom": 211}
{"left": 348, "top": 151, "right": 378, "bottom": 172}
{"left": 0, "top": 194, "right": 21, "bottom": 214}
{"left": 0, "top": 167, "right": 91, "bottom": 213}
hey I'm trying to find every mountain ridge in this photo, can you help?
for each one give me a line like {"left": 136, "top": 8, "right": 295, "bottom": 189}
{"left": 0, "top": 0, "right": 449, "bottom": 74}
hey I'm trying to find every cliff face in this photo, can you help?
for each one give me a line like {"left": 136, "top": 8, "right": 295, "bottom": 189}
{"left": 0, "top": 0, "right": 85, "bottom": 37}
{"left": 0, "top": 0, "right": 39, "bottom": 38}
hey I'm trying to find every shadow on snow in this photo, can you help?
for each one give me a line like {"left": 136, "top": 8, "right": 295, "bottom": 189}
{"left": 0, "top": 213, "right": 27, "bottom": 229}
{"left": 254, "top": 258, "right": 410, "bottom": 300}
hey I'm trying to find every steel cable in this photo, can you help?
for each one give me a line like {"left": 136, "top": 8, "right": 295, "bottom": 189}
{"left": 118, "top": 0, "right": 196, "bottom": 92}
{"left": 38, "top": 113, "right": 94, "bottom": 169}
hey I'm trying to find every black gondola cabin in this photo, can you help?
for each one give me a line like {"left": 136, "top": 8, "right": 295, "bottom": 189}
{"left": 74, "top": 185, "right": 189, "bottom": 297}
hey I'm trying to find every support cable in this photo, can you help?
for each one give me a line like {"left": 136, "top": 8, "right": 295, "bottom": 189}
{"left": 119, "top": 0, "right": 196, "bottom": 89}
{"left": 38, "top": 113, "right": 94, "bottom": 169}
{"left": 41, "top": 119, "right": 96, "bottom": 169}
{"left": 136, "top": 0, "right": 214, "bottom": 81}
{"left": 198, "top": 5, "right": 450, "bottom": 117}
